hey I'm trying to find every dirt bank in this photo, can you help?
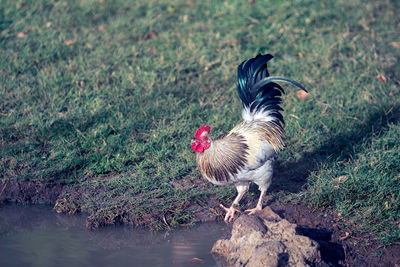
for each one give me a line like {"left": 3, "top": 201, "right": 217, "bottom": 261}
{"left": 0, "top": 179, "right": 64, "bottom": 205}
{"left": 1, "top": 178, "right": 399, "bottom": 266}
{"left": 0, "top": 178, "right": 220, "bottom": 229}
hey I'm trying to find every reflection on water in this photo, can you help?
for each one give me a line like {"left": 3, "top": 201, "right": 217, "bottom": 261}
{"left": 0, "top": 204, "right": 227, "bottom": 267}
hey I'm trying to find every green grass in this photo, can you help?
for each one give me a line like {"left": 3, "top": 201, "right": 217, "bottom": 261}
{"left": 1, "top": 0, "right": 399, "bottom": 242}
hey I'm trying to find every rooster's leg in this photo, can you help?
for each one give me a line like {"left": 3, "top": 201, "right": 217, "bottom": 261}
{"left": 220, "top": 184, "right": 249, "bottom": 222}
{"left": 245, "top": 188, "right": 267, "bottom": 215}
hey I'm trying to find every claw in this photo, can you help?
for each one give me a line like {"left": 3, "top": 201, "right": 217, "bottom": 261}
{"left": 245, "top": 205, "right": 262, "bottom": 215}
{"left": 220, "top": 204, "right": 240, "bottom": 223}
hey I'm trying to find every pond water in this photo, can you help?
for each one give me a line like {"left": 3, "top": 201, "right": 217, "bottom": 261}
{"left": 0, "top": 204, "right": 228, "bottom": 267}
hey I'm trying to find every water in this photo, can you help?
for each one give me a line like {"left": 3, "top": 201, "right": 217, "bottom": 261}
{"left": 0, "top": 204, "right": 228, "bottom": 267}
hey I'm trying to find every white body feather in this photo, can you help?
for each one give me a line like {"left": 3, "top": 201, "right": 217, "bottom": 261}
{"left": 204, "top": 106, "right": 279, "bottom": 192}
{"left": 242, "top": 106, "right": 277, "bottom": 123}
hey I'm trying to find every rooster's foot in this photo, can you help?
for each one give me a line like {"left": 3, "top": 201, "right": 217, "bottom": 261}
{"left": 219, "top": 204, "right": 240, "bottom": 223}
{"left": 245, "top": 205, "right": 262, "bottom": 215}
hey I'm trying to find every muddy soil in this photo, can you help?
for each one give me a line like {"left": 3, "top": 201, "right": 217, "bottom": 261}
{"left": 269, "top": 203, "right": 400, "bottom": 267}
{"left": 1, "top": 179, "right": 399, "bottom": 266}
{"left": 0, "top": 179, "right": 64, "bottom": 205}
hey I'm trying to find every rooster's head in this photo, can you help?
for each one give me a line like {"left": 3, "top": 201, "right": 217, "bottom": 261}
{"left": 192, "top": 124, "right": 211, "bottom": 153}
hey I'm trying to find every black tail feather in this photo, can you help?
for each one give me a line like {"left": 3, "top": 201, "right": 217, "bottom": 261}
{"left": 237, "top": 54, "right": 274, "bottom": 106}
{"left": 237, "top": 54, "right": 307, "bottom": 121}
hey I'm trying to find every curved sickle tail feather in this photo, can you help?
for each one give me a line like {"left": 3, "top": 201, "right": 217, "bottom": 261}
{"left": 237, "top": 54, "right": 307, "bottom": 124}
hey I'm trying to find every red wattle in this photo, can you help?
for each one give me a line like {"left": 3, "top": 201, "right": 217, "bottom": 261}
{"left": 192, "top": 142, "right": 204, "bottom": 152}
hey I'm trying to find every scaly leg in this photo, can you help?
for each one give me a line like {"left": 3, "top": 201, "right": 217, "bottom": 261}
{"left": 220, "top": 184, "right": 249, "bottom": 222}
{"left": 245, "top": 188, "right": 267, "bottom": 215}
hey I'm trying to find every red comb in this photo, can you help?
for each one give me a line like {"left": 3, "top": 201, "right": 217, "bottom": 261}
{"left": 194, "top": 124, "right": 210, "bottom": 139}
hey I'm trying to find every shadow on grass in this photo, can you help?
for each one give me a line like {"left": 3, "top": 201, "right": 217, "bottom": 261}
{"left": 272, "top": 103, "right": 400, "bottom": 193}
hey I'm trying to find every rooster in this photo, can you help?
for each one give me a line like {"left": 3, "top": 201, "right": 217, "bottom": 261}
{"left": 191, "top": 54, "right": 307, "bottom": 222}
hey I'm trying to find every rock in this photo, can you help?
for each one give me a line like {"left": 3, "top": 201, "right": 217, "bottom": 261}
{"left": 211, "top": 207, "right": 323, "bottom": 267}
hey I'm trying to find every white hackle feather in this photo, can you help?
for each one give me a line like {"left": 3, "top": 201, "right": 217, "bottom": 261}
{"left": 241, "top": 105, "right": 278, "bottom": 123}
